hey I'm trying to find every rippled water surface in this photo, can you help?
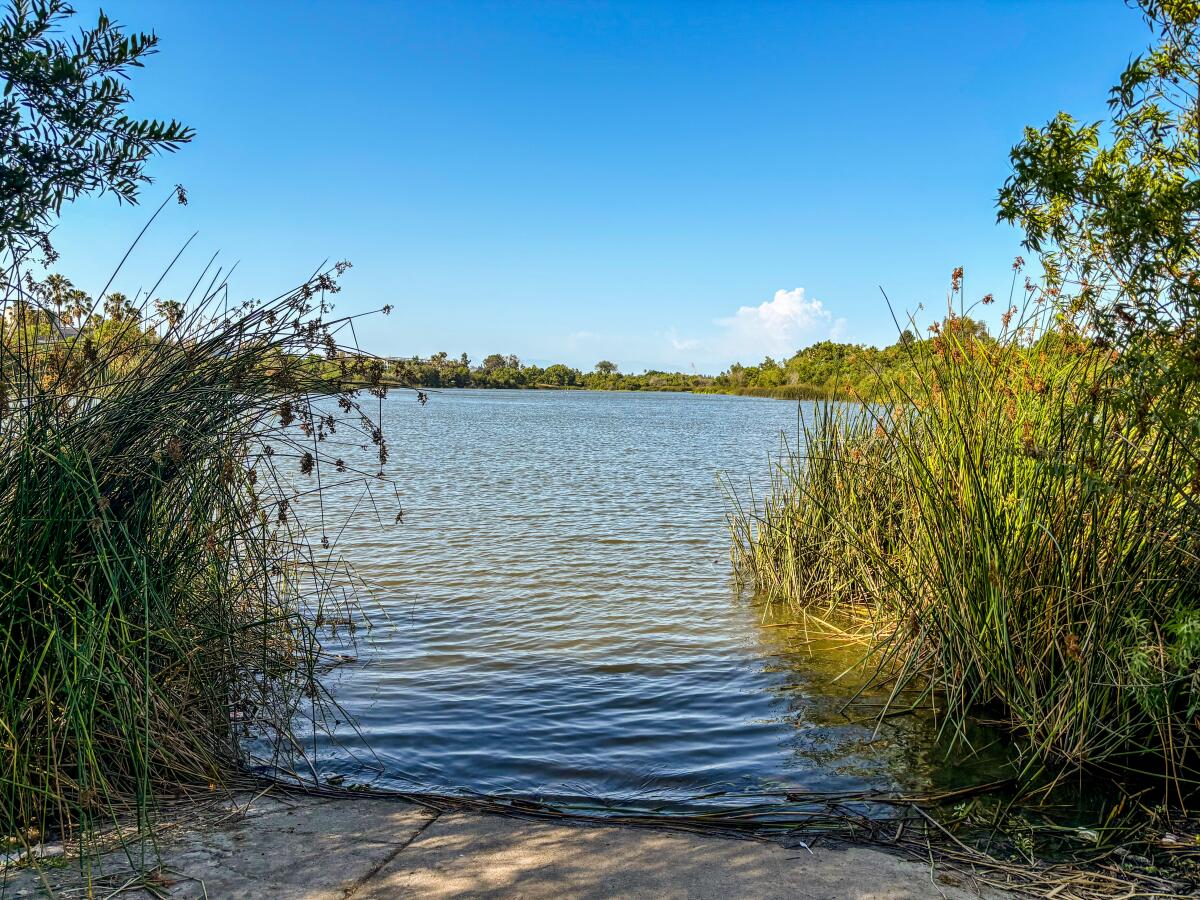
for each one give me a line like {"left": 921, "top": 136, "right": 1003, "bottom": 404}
{"left": 311, "top": 390, "right": 991, "bottom": 805}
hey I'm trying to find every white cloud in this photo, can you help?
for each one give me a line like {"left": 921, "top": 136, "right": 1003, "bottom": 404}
{"left": 713, "top": 288, "right": 835, "bottom": 358}
{"left": 552, "top": 288, "right": 844, "bottom": 371}
{"left": 662, "top": 289, "right": 844, "bottom": 368}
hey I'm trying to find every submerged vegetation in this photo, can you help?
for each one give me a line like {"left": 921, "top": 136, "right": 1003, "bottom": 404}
{"left": 731, "top": 0, "right": 1200, "bottom": 807}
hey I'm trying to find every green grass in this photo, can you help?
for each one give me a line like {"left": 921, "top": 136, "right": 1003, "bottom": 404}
{"left": 0, "top": 261, "right": 393, "bottom": 850}
{"left": 728, "top": 291, "right": 1200, "bottom": 793}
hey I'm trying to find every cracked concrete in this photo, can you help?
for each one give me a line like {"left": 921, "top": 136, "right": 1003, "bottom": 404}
{"left": 2, "top": 793, "right": 999, "bottom": 898}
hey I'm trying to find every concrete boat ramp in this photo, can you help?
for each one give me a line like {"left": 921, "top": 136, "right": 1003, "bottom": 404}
{"left": 4, "top": 792, "right": 998, "bottom": 899}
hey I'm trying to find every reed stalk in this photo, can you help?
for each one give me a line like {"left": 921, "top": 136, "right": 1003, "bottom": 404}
{"left": 0, "top": 253, "right": 398, "bottom": 850}
{"left": 729, "top": 282, "right": 1200, "bottom": 792}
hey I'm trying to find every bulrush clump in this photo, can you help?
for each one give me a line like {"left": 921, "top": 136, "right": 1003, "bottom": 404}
{"left": 0, "top": 260, "right": 403, "bottom": 847}
{"left": 728, "top": 267, "right": 1200, "bottom": 794}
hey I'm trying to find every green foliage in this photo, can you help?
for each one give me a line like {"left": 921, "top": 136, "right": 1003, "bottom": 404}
{"left": 0, "top": 1, "right": 394, "bottom": 852}
{"left": 1, "top": 264, "right": 396, "bottom": 845}
{"left": 372, "top": 330, "right": 994, "bottom": 400}
{"left": 709, "top": 322, "right": 990, "bottom": 399}
{"left": 729, "top": 281, "right": 1200, "bottom": 781}
{"left": 719, "top": 342, "right": 883, "bottom": 396}
{"left": 542, "top": 363, "right": 579, "bottom": 386}
{"left": 733, "top": 0, "right": 1200, "bottom": 795}
{"left": 0, "top": 0, "right": 194, "bottom": 256}
{"left": 998, "top": 0, "right": 1200, "bottom": 434}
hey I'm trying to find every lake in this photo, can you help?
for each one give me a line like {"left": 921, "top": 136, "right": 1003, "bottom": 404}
{"left": 304, "top": 389, "right": 997, "bottom": 809}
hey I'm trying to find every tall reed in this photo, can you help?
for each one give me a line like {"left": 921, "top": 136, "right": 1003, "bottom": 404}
{"left": 730, "top": 280, "right": 1200, "bottom": 789}
{"left": 0, "top": 255, "right": 397, "bottom": 847}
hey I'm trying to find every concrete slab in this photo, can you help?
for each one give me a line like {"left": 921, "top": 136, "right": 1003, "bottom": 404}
{"left": 160, "top": 798, "right": 437, "bottom": 899}
{"left": 3, "top": 796, "right": 436, "bottom": 900}
{"left": 361, "top": 811, "right": 986, "bottom": 900}
{"left": 3, "top": 795, "right": 996, "bottom": 899}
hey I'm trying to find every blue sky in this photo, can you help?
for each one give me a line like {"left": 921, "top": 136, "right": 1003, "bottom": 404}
{"left": 52, "top": 1, "right": 1148, "bottom": 373}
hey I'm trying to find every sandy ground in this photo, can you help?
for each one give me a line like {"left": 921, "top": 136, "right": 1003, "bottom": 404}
{"left": 3, "top": 792, "right": 1003, "bottom": 899}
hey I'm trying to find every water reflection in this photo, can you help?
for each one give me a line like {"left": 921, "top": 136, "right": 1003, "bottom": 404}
{"left": 749, "top": 602, "right": 1014, "bottom": 799}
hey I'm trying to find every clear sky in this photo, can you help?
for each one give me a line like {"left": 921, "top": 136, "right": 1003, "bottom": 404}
{"left": 52, "top": 1, "right": 1148, "bottom": 373}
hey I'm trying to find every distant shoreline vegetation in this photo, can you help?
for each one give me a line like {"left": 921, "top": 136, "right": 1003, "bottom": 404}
{"left": 341, "top": 331, "right": 946, "bottom": 402}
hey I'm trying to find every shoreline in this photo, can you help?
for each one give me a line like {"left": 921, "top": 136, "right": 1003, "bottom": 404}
{"left": 343, "top": 383, "right": 845, "bottom": 401}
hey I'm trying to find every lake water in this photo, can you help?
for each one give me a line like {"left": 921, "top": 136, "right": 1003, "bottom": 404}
{"left": 306, "top": 389, "right": 996, "bottom": 808}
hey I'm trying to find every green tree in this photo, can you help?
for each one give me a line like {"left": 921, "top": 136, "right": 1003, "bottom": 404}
{"left": 102, "top": 290, "right": 136, "bottom": 322}
{"left": 30, "top": 271, "right": 88, "bottom": 327}
{"left": 543, "top": 363, "right": 578, "bottom": 386}
{"left": 594, "top": 359, "right": 618, "bottom": 375}
{"left": 0, "top": 0, "right": 194, "bottom": 257}
{"left": 941, "top": 315, "right": 990, "bottom": 343}
{"left": 997, "top": 0, "right": 1199, "bottom": 411}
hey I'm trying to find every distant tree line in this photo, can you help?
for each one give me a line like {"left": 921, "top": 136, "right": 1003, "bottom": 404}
{"left": 383, "top": 351, "right": 718, "bottom": 392}
{"left": 378, "top": 318, "right": 1007, "bottom": 400}
{"left": 19, "top": 300, "right": 1030, "bottom": 405}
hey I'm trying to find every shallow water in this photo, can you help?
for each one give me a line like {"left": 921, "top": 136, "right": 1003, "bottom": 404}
{"left": 303, "top": 389, "right": 1003, "bottom": 806}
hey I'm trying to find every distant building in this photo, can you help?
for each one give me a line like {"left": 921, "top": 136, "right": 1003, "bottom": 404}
{"left": 1, "top": 303, "right": 80, "bottom": 342}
